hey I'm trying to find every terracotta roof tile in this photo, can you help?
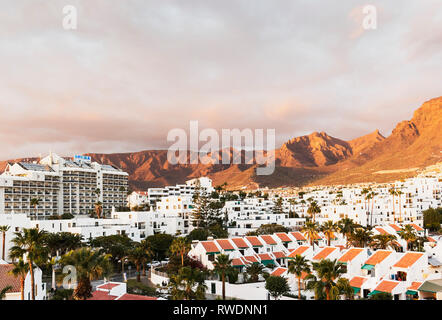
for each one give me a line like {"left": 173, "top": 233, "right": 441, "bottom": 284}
{"left": 97, "top": 283, "right": 120, "bottom": 290}
{"left": 0, "top": 264, "right": 21, "bottom": 293}
{"left": 201, "top": 241, "right": 220, "bottom": 253}
{"left": 258, "top": 253, "right": 273, "bottom": 261}
{"left": 313, "top": 247, "right": 337, "bottom": 260}
{"left": 338, "top": 248, "right": 364, "bottom": 263}
{"left": 271, "top": 268, "right": 287, "bottom": 277}
{"left": 288, "top": 246, "right": 310, "bottom": 258}
{"left": 290, "top": 232, "right": 306, "bottom": 241}
{"left": 231, "top": 238, "right": 249, "bottom": 248}
{"left": 410, "top": 224, "right": 423, "bottom": 232}
{"left": 88, "top": 291, "right": 118, "bottom": 300}
{"left": 216, "top": 239, "right": 235, "bottom": 251}
{"left": 365, "top": 250, "right": 392, "bottom": 265}
{"left": 117, "top": 293, "right": 158, "bottom": 300}
{"left": 275, "top": 233, "right": 292, "bottom": 242}
{"left": 350, "top": 276, "right": 368, "bottom": 288}
{"left": 232, "top": 258, "right": 249, "bottom": 266}
{"left": 246, "top": 236, "right": 264, "bottom": 247}
{"left": 389, "top": 224, "right": 401, "bottom": 232}
{"left": 261, "top": 235, "right": 277, "bottom": 245}
{"left": 408, "top": 282, "right": 422, "bottom": 291}
{"left": 393, "top": 252, "right": 424, "bottom": 269}
{"left": 374, "top": 280, "right": 399, "bottom": 293}
{"left": 375, "top": 227, "right": 389, "bottom": 235}
{"left": 244, "top": 255, "right": 259, "bottom": 263}
{"left": 272, "top": 251, "right": 286, "bottom": 259}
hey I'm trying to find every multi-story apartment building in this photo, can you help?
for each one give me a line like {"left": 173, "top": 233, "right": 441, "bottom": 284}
{"left": 0, "top": 153, "right": 128, "bottom": 218}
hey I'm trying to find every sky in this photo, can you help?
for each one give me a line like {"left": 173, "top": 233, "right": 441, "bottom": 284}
{"left": 0, "top": 0, "right": 441, "bottom": 159}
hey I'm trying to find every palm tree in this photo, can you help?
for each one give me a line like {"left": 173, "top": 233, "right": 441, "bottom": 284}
{"left": 321, "top": 221, "right": 337, "bottom": 246}
{"left": 139, "top": 239, "right": 153, "bottom": 276}
{"left": 170, "top": 237, "right": 190, "bottom": 266}
{"left": 287, "top": 255, "right": 311, "bottom": 299}
{"left": 302, "top": 221, "right": 319, "bottom": 248}
{"left": 337, "top": 277, "right": 354, "bottom": 300}
{"left": 389, "top": 187, "right": 396, "bottom": 222}
{"left": 30, "top": 198, "right": 40, "bottom": 217}
{"left": 60, "top": 247, "right": 112, "bottom": 300}
{"left": 397, "top": 190, "right": 403, "bottom": 222}
{"left": 94, "top": 201, "right": 103, "bottom": 219}
{"left": 305, "top": 259, "right": 346, "bottom": 300}
{"left": 307, "top": 200, "right": 321, "bottom": 222}
{"left": 168, "top": 267, "right": 207, "bottom": 300}
{"left": 0, "top": 225, "right": 10, "bottom": 261}
{"left": 8, "top": 258, "right": 29, "bottom": 300}
{"left": 338, "top": 218, "right": 357, "bottom": 248}
{"left": 349, "top": 227, "right": 373, "bottom": 248}
{"left": 361, "top": 188, "right": 370, "bottom": 211}
{"left": 400, "top": 225, "right": 417, "bottom": 251}
{"left": 0, "top": 286, "right": 12, "bottom": 300}
{"left": 9, "top": 228, "right": 48, "bottom": 300}
{"left": 128, "top": 246, "right": 147, "bottom": 282}
{"left": 245, "top": 263, "right": 267, "bottom": 283}
{"left": 213, "top": 254, "right": 234, "bottom": 300}
{"left": 370, "top": 234, "right": 398, "bottom": 250}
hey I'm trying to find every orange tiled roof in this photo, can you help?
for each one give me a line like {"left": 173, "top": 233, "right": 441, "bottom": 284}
{"left": 376, "top": 227, "right": 389, "bottom": 235}
{"left": 244, "top": 255, "right": 259, "bottom": 263}
{"left": 275, "top": 233, "right": 292, "bottom": 242}
{"left": 0, "top": 264, "right": 21, "bottom": 293}
{"left": 97, "top": 283, "right": 120, "bottom": 290}
{"left": 231, "top": 238, "right": 249, "bottom": 248}
{"left": 393, "top": 252, "right": 424, "bottom": 269}
{"left": 88, "top": 291, "right": 118, "bottom": 300}
{"left": 117, "top": 293, "right": 157, "bottom": 300}
{"left": 246, "top": 236, "right": 264, "bottom": 247}
{"left": 338, "top": 248, "right": 364, "bottom": 263}
{"left": 313, "top": 247, "right": 337, "bottom": 260}
{"left": 374, "top": 280, "right": 399, "bottom": 293}
{"left": 271, "top": 267, "right": 287, "bottom": 277}
{"left": 258, "top": 253, "right": 273, "bottom": 261}
{"left": 408, "top": 282, "right": 422, "bottom": 291}
{"left": 201, "top": 241, "right": 220, "bottom": 253}
{"left": 290, "top": 232, "right": 306, "bottom": 241}
{"left": 216, "top": 239, "right": 235, "bottom": 251}
{"left": 300, "top": 271, "right": 309, "bottom": 280}
{"left": 427, "top": 236, "right": 436, "bottom": 243}
{"left": 389, "top": 224, "right": 401, "bottom": 232}
{"left": 288, "top": 246, "right": 310, "bottom": 258}
{"left": 350, "top": 276, "right": 368, "bottom": 288}
{"left": 365, "top": 250, "right": 392, "bottom": 265}
{"left": 410, "top": 224, "right": 423, "bottom": 232}
{"left": 232, "top": 257, "right": 249, "bottom": 266}
{"left": 261, "top": 235, "right": 277, "bottom": 245}
{"left": 272, "top": 251, "right": 286, "bottom": 259}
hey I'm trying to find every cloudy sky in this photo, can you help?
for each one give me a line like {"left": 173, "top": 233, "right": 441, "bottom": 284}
{"left": 0, "top": 0, "right": 441, "bottom": 159}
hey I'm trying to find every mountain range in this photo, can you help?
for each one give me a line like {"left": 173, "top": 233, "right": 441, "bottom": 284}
{"left": 1, "top": 97, "right": 441, "bottom": 190}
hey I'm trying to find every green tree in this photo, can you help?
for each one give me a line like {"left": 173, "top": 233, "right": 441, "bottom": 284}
{"left": 307, "top": 200, "right": 321, "bottom": 222}
{"left": 272, "top": 198, "right": 284, "bottom": 215}
{"left": 168, "top": 266, "right": 207, "bottom": 300}
{"left": 145, "top": 234, "right": 174, "bottom": 261}
{"left": 305, "top": 259, "right": 346, "bottom": 300}
{"left": 90, "top": 234, "right": 133, "bottom": 272}
{"left": 245, "top": 263, "right": 267, "bottom": 283}
{"left": 321, "top": 221, "right": 337, "bottom": 246}
{"left": 9, "top": 228, "right": 48, "bottom": 300}
{"left": 349, "top": 227, "right": 373, "bottom": 248}
{"left": 370, "top": 234, "right": 398, "bottom": 250}
{"left": 423, "top": 207, "right": 442, "bottom": 231}
{"left": 338, "top": 218, "right": 357, "bottom": 248}
{"left": 302, "top": 221, "right": 319, "bottom": 247}
{"left": 128, "top": 246, "right": 148, "bottom": 282}
{"left": 288, "top": 255, "right": 311, "bottom": 299}
{"left": 8, "top": 258, "right": 28, "bottom": 300}
{"left": 213, "top": 254, "right": 234, "bottom": 300}
{"left": 370, "top": 292, "right": 392, "bottom": 300}
{"left": 170, "top": 237, "right": 190, "bottom": 266}
{"left": 265, "top": 276, "right": 290, "bottom": 300}
{"left": 60, "top": 248, "right": 112, "bottom": 300}
{"left": 0, "top": 286, "right": 12, "bottom": 300}
{"left": 0, "top": 225, "right": 10, "bottom": 261}
{"left": 400, "top": 225, "right": 417, "bottom": 251}
{"left": 253, "top": 224, "right": 289, "bottom": 235}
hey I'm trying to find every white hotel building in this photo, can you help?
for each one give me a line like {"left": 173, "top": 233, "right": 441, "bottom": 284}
{"left": 0, "top": 153, "right": 129, "bottom": 218}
